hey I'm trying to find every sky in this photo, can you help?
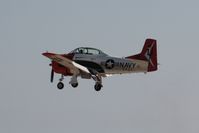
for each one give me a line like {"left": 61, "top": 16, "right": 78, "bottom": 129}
{"left": 0, "top": 0, "right": 199, "bottom": 133}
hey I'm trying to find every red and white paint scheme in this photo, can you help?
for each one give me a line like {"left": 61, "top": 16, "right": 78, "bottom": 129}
{"left": 42, "top": 38, "right": 158, "bottom": 91}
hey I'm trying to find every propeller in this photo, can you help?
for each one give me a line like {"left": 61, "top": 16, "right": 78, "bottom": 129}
{"left": 51, "top": 69, "right": 54, "bottom": 83}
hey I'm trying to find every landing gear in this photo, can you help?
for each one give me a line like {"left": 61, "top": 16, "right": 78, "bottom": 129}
{"left": 94, "top": 83, "right": 102, "bottom": 91}
{"left": 69, "top": 75, "right": 78, "bottom": 88}
{"left": 57, "top": 82, "right": 64, "bottom": 90}
{"left": 93, "top": 74, "right": 103, "bottom": 91}
{"left": 71, "top": 83, "right": 78, "bottom": 88}
{"left": 57, "top": 75, "right": 64, "bottom": 90}
{"left": 53, "top": 73, "right": 105, "bottom": 91}
{"left": 55, "top": 74, "right": 79, "bottom": 90}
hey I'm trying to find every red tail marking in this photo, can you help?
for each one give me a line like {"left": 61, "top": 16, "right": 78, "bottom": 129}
{"left": 126, "top": 39, "right": 158, "bottom": 72}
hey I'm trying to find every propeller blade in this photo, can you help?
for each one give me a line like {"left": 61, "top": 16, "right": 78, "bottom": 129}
{"left": 51, "top": 69, "right": 54, "bottom": 83}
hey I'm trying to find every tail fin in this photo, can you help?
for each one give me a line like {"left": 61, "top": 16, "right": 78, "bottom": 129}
{"left": 126, "top": 39, "right": 158, "bottom": 72}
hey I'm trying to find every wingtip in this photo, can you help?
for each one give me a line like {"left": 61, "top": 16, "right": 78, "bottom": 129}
{"left": 42, "top": 52, "right": 48, "bottom": 57}
{"left": 42, "top": 52, "right": 55, "bottom": 58}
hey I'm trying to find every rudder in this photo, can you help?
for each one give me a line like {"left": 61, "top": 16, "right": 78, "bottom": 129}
{"left": 126, "top": 39, "right": 158, "bottom": 72}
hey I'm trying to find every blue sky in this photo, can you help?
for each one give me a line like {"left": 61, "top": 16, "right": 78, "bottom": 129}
{"left": 0, "top": 0, "right": 199, "bottom": 133}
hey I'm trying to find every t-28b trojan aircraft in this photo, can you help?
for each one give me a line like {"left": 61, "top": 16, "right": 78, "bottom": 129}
{"left": 42, "top": 38, "right": 158, "bottom": 91}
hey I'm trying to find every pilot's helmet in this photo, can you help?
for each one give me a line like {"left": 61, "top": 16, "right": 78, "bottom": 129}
{"left": 79, "top": 49, "right": 83, "bottom": 54}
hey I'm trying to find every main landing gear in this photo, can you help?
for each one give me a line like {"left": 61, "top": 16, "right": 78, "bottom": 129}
{"left": 93, "top": 75, "right": 103, "bottom": 91}
{"left": 69, "top": 75, "right": 79, "bottom": 88}
{"left": 94, "top": 83, "right": 102, "bottom": 91}
{"left": 71, "top": 83, "right": 78, "bottom": 88}
{"left": 55, "top": 74, "right": 103, "bottom": 91}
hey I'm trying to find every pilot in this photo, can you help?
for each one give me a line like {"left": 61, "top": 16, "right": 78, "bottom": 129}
{"left": 79, "top": 49, "right": 84, "bottom": 54}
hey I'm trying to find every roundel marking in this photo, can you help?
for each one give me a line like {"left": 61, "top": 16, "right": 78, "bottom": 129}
{"left": 105, "top": 59, "right": 115, "bottom": 69}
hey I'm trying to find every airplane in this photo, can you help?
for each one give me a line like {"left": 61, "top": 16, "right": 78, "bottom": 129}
{"left": 42, "top": 38, "right": 158, "bottom": 91}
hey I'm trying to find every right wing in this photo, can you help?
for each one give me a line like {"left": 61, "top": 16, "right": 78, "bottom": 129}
{"left": 42, "top": 52, "right": 90, "bottom": 75}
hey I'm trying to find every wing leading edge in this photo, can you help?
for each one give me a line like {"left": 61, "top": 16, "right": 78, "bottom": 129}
{"left": 42, "top": 52, "right": 90, "bottom": 75}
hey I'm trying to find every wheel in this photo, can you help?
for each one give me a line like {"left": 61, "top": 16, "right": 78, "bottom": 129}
{"left": 94, "top": 83, "right": 102, "bottom": 91}
{"left": 57, "top": 82, "right": 64, "bottom": 90}
{"left": 71, "top": 83, "right": 78, "bottom": 88}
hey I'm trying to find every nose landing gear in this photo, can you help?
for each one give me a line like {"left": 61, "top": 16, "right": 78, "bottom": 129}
{"left": 57, "top": 75, "right": 64, "bottom": 90}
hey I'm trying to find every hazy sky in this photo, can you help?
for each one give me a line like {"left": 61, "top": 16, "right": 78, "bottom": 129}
{"left": 0, "top": 0, "right": 199, "bottom": 133}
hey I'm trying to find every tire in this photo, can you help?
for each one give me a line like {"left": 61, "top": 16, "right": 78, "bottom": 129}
{"left": 57, "top": 82, "right": 64, "bottom": 90}
{"left": 71, "top": 83, "right": 78, "bottom": 88}
{"left": 94, "top": 84, "right": 102, "bottom": 91}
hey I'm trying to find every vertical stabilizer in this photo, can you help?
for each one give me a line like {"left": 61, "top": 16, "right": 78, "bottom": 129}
{"left": 126, "top": 39, "right": 158, "bottom": 72}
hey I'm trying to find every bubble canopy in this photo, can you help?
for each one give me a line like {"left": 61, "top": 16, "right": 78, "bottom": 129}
{"left": 70, "top": 47, "right": 108, "bottom": 56}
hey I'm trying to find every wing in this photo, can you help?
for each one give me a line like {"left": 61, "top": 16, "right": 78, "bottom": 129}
{"left": 42, "top": 52, "right": 90, "bottom": 75}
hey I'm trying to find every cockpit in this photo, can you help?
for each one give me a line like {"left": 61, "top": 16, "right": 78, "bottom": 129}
{"left": 70, "top": 47, "right": 108, "bottom": 56}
